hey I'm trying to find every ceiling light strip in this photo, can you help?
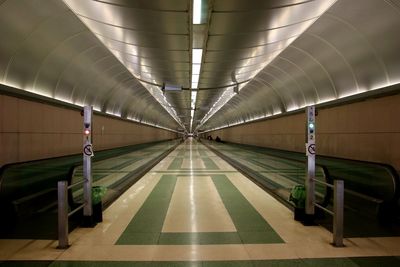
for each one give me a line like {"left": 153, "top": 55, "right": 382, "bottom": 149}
{"left": 190, "top": 48, "right": 203, "bottom": 132}
{"left": 193, "top": 0, "right": 202, "bottom": 24}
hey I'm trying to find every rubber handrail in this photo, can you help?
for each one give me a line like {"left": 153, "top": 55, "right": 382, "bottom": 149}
{"left": 201, "top": 140, "right": 386, "bottom": 206}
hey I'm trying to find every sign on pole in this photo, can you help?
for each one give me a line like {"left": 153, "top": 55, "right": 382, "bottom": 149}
{"left": 83, "top": 106, "right": 93, "bottom": 218}
{"left": 305, "top": 106, "right": 316, "bottom": 218}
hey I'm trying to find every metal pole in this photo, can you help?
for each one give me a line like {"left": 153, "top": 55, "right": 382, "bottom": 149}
{"left": 83, "top": 106, "right": 93, "bottom": 219}
{"left": 305, "top": 106, "right": 316, "bottom": 221}
{"left": 57, "top": 181, "right": 69, "bottom": 249}
{"left": 333, "top": 179, "right": 344, "bottom": 247}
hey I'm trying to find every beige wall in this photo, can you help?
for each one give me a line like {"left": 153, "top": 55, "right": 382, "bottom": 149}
{"left": 0, "top": 94, "right": 177, "bottom": 166}
{"left": 208, "top": 94, "right": 400, "bottom": 171}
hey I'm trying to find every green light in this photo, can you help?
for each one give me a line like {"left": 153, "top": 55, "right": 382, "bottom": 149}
{"left": 309, "top": 122, "right": 315, "bottom": 129}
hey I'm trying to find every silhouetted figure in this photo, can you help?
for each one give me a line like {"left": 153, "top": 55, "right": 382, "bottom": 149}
{"left": 215, "top": 136, "right": 221, "bottom": 142}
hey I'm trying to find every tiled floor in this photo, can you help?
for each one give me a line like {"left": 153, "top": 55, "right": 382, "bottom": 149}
{"left": 1, "top": 138, "right": 399, "bottom": 266}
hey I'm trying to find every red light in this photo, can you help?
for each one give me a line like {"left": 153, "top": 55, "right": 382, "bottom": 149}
{"left": 84, "top": 129, "right": 90, "bottom": 135}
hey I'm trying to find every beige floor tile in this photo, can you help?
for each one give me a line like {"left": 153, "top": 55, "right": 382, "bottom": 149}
{"left": 370, "top": 237, "right": 400, "bottom": 254}
{"left": 7, "top": 240, "right": 62, "bottom": 260}
{"left": 212, "top": 157, "right": 237, "bottom": 171}
{"left": 244, "top": 244, "right": 299, "bottom": 260}
{"left": 345, "top": 238, "right": 393, "bottom": 256}
{"left": 226, "top": 172, "right": 331, "bottom": 242}
{"left": 0, "top": 240, "right": 35, "bottom": 260}
{"left": 182, "top": 158, "right": 205, "bottom": 169}
{"left": 152, "top": 245, "right": 251, "bottom": 261}
{"left": 71, "top": 173, "right": 161, "bottom": 246}
{"left": 151, "top": 156, "right": 175, "bottom": 171}
{"left": 163, "top": 176, "right": 236, "bottom": 233}
{"left": 58, "top": 245, "right": 158, "bottom": 261}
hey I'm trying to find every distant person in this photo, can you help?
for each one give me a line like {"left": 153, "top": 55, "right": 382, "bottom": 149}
{"left": 215, "top": 136, "right": 221, "bottom": 142}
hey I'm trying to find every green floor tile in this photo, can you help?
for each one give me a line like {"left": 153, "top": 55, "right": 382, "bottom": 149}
{"left": 202, "top": 261, "right": 253, "bottom": 267}
{"left": 159, "top": 232, "right": 242, "bottom": 245}
{"left": 349, "top": 256, "right": 400, "bottom": 267}
{"left": 253, "top": 259, "right": 304, "bottom": 267}
{"left": 116, "top": 175, "right": 177, "bottom": 244}
{"left": 302, "top": 258, "right": 357, "bottom": 267}
{"left": 199, "top": 150, "right": 207, "bottom": 157}
{"left": 117, "top": 232, "right": 160, "bottom": 245}
{"left": 3, "top": 257, "right": 400, "bottom": 267}
{"left": 202, "top": 158, "right": 219, "bottom": 170}
{"left": 211, "top": 174, "right": 284, "bottom": 244}
{"left": 168, "top": 158, "right": 183, "bottom": 170}
{"left": 238, "top": 231, "right": 284, "bottom": 244}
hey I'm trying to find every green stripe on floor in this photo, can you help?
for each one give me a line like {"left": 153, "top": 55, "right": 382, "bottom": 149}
{"left": 202, "top": 158, "right": 219, "bottom": 170}
{"left": 199, "top": 149, "right": 207, "bottom": 157}
{"left": 116, "top": 175, "right": 177, "bottom": 245}
{"left": 211, "top": 174, "right": 284, "bottom": 244}
{"left": 158, "top": 232, "right": 241, "bottom": 244}
{"left": 2, "top": 256, "right": 400, "bottom": 266}
{"left": 168, "top": 158, "right": 183, "bottom": 170}
{"left": 116, "top": 173, "right": 282, "bottom": 245}
{"left": 168, "top": 157, "right": 219, "bottom": 171}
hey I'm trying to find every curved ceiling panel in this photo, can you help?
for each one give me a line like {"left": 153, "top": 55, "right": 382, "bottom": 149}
{"left": 60, "top": 0, "right": 336, "bottom": 132}
{"left": 0, "top": 0, "right": 179, "bottom": 130}
{"left": 2, "top": 0, "right": 399, "bottom": 134}
{"left": 193, "top": 0, "right": 336, "bottom": 130}
{"left": 200, "top": 0, "right": 400, "bottom": 131}
{"left": 63, "top": 0, "right": 191, "bottom": 128}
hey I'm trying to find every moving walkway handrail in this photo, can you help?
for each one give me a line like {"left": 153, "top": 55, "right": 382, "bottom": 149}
{"left": 243, "top": 142, "right": 399, "bottom": 203}
{"left": 313, "top": 178, "right": 383, "bottom": 204}
{"left": 200, "top": 139, "right": 333, "bottom": 206}
{"left": 343, "top": 188, "right": 383, "bottom": 204}
{"left": 203, "top": 140, "right": 385, "bottom": 206}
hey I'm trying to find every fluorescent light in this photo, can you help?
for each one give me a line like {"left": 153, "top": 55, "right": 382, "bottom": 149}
{"left": 193, "top": 0, "right": 202, "bottom": 24}
{"left": 191, "top": 74, "right": 200, "bottom": 84}
{"left": 192, "top": 49, "right": 203, "bottom": 90}
{"left": 192, "top": 49, "right": 203, "bottom": 64}
{"left": 190, "top": 47, "right": 203, "bottom": 131}
{"left": 192, "top": 64, "right": 201, "bottom": 75}
{"left": 191, "top": 91, "right": 197, "bottom": 109}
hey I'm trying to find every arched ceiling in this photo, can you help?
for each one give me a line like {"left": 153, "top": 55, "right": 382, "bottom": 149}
{"left": 0, "top": 0, "right": 180, "bottom": 130}
{"left": 199, "top": 0, "right": 400, "bottom": 131}
{"left": 1, "top": 0, "right": 399, "bottom": 133}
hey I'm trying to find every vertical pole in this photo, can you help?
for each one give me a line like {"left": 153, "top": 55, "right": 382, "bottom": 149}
{"left": 333, "top": 180, "right": 344, "bottom": 247}
{"left": 83, "top": 106, "right": 93, "bottom": 219}
{"left": 57, "top": 181, "right": 69, "bottom": 249}
{"left": 305, "top": 106, "right": 316, "bottom": 222}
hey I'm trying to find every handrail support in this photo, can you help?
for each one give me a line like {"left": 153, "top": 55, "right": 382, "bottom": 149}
{"left": 57, "top": 181, "right": 69, "bottom": 249}
{"left": 333, "top": 179, "right": 344, "bottom": 247}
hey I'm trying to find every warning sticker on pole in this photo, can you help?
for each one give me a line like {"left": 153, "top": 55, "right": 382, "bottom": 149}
{"left": 307, "top": 143, "right": 316, "bottom": 155}
{"left": 84, "top": 144, "right": 94, "bottom": 157}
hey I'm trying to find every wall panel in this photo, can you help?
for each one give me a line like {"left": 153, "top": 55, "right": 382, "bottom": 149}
{"left": 0, "top": 94, "right": 177, "bottom": 166}
{"left": 208, "top": 94, "right": 400, "bottom": 171}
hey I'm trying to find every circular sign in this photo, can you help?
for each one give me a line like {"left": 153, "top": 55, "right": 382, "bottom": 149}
{"left": 307, "top": 144, "right": 316, "bottom": 155}
{"left": 84, "top": 144, "right": 93, "bottom": 156}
